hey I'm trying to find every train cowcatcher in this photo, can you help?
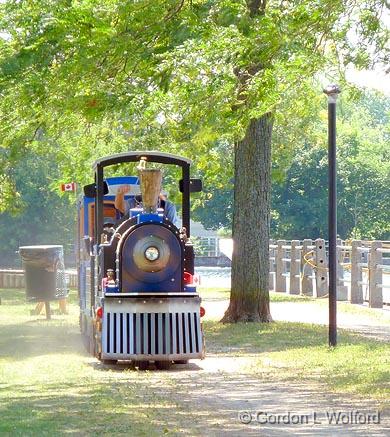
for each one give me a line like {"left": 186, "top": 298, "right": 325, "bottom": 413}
{"left": 77, "top": 151, "right": 205, "bottom": 369}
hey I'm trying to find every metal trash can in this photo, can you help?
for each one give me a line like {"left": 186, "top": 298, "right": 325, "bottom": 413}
{"left": 19, "top": 245, "right": 68, "bottom": 302}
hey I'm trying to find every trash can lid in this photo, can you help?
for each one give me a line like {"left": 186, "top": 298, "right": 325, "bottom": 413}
{"left": 19, "top": 245, "right": 64, "bottom": 264}
{"left": 19, "top": 245, "right": 63, "bottom": 250}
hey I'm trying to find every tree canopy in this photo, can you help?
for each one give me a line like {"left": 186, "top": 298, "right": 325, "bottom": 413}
{"left": 196, "top": 91, "right": 390, "bottom": 240}
{"left": 1, "top": 0, "right": 388, "bottom": 193}
{"left": 0, "top": 0, "right": 389, "bottom": 321}
{"left": 0, "top": 149, "right": 75, "bottom": 266}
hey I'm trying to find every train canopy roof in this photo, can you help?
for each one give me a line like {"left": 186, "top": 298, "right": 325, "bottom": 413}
{"left": 92, "top": 151, "right": 192, "bottom": 169}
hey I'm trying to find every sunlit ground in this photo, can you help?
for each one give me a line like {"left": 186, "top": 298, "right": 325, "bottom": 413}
{"left": 0, "top": 288, "right": 389, "bottom": 435}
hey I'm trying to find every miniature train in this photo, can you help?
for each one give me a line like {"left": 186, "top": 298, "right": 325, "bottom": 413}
{"left": 77, "top": 151, "right": 205, "bottom": 369}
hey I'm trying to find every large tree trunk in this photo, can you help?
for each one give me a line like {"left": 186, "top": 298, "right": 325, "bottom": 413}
{"left": 221, "top": 113, "right": 273, "bottom": 323}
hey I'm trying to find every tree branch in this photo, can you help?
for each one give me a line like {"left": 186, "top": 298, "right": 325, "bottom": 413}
{"left": 27, "top": 123, "right": 43, "bottom": 143}
{"left": 164, "top": 0, "right": 186, "bottom": 22}
{"left": 246, "top": 0, "right": 267, "bottom": 17}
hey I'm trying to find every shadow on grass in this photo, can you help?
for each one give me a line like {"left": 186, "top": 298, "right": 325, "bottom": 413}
{"left": 200, "top": 288, "right": 314, "bottom": 303}
{"left": 89, "top": 360, "right": 203, "bottom": 374}
{"left": 0, "top": 289, "right": 29, "bottom": 306}
{"left": 0, "top": 322, "right": 86, "bottom": 360}
{"left": 0, "top": 307, "right": 377, "bottom": 362}
{"left": 1, "top": 287, "right": 388, "bottom": 405}
{"left": 204, "top": 320, "right": 331, "bottom": 354}
{"left": 1, "top": 293, "right": 389, "bottom": 435}
{"left": 0, "top": 316, "right": 340, "bottom": 363}
{"left": 203, "top": 320, "right": 390, "bottom": 403}
{"left": 2, "top": 375, "right": 386, "bottom": 437}
{"left": 0, "top": 381, "right": 179, "bottom": 436}
{"left": 204, "top": 320, "right": 382, "bottom": 354}
{"left": 0, "top": 288, "right": 80, "bottom": 306}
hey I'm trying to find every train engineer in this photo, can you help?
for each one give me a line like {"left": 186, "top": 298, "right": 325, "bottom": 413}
{"left": 114, "top": 184, "right": 178, "bottom": 225}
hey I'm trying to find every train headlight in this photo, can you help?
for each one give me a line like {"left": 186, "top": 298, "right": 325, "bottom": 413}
{"left": 133, "top": 235, "right": 170, "bottom": 272}
{"left": 144, "top": 246, "right": 160, "bottom": 261}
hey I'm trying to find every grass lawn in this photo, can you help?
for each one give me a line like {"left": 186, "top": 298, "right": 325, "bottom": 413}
{"left": 0, "top": 287, "right": 389, "bottom": 435}
{"left": 199, "top": 287, "right": 390, "bottom": 323}
{"left": 0, "top": 289, "right": 184, "bottom": 436}
{"left": 205, "top": 320, "right": 390, "bottom": 404}
{"left": 199, "top": 287, "right": 312, "bottom": 302}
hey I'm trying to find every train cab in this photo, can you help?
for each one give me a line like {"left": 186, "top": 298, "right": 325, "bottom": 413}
{"left": 77, "top": 151, "right": 205, "bottom": 369}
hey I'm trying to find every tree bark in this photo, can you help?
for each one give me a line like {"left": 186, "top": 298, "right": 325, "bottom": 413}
{"left": 221, "top": 113, "right": 273, "bottom": 323}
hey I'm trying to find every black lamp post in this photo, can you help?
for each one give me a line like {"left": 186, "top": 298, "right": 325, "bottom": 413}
{"left": 323, "top": 84, "right": 341, "bottom": 347}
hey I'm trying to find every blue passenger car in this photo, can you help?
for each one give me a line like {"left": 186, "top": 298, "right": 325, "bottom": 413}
{"left": 77, "top": 151, "right": 205, "bottom": 369}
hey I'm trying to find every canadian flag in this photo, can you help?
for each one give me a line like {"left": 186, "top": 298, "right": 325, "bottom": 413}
{"left": 61, "top": 182, "right": 77, "bottom": 192}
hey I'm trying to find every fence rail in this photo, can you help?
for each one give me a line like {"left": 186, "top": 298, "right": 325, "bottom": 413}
{"left": 0, "top": 269, "right": 78, "bottom": 289}
{"left": 193, "top": 236, "right": 221, "bottom": 257}
{"left": 269, "top": 239, "right": 390, "bottom": 308}
{"left": 1, "top": 239, "right": 389, "bottom": 308}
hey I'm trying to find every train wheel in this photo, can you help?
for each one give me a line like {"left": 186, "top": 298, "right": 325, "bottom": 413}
{"left": 133, "top": 360, "right": 149, "bottom": 370}
{"left": 155, "top": 360, "right": 172, "bottom": 370}
{"left": 173, "top": 360, "right": 188, "bottom": 365}
{"left": 101, "top": 359, "right": 118, "bottom": 365}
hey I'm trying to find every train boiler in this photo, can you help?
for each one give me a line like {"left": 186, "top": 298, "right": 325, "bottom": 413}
{"left": 77, "top": 151, "right": 205, "bottom": 369}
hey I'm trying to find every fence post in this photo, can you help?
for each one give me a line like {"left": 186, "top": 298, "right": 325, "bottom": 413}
{"left": 350, "top": 240, "right": 363, "bottom": 304}
{"left": 215, "top": 238, "right": 220, "bottom": 257}
{"left": 289, "top": 240, "right": 301, "bottom": 295}
{"left": 4, "top": 274, "right": 10, "bottom": 289}
{"left": 275, "top": 240, "right": 287, "bottom": 293}
{"left": 73, "top": 273, "right": 78, "bottom": 288}
{"left": 301, "top": 239, "right": 313, "bottom": 296}
{"left": 269, "top": 240, "right": 276, "bottom": 292}
{"left": 336, "top": 238, "right": 348, "bottom": 300}
{"left": 314, "top": 238, "right": 328, "bottom": 297}
{"left": 369, "top": 241, "right": 383, "bottom": 308}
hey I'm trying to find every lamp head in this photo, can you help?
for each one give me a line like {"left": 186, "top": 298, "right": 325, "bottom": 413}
{"left": 323, "top": 84, "right": 341, "bottom": 96}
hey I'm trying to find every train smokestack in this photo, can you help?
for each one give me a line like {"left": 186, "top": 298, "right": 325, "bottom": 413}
{"left": 138, "top": 162, "right": 162, "bottom": 213}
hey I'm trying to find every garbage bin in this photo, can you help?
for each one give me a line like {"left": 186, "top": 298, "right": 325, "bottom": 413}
{"left": 19, "top": 245, "right": 68, "bottom": 302}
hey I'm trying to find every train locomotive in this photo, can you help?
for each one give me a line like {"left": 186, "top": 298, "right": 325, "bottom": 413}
{"left": 77, "top": 151, "right": 205, "bottom": 369}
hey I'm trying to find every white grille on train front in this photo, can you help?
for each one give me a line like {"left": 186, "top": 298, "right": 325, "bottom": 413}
{"left": 102, "top": 312, "right": 202, "bottom": 356}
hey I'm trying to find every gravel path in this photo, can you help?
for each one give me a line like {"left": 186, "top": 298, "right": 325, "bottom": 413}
{"left": 137, "top": 355, "right": 389, "bottom": 436}
{"left": 154, "top": 296, "right": 390, "bottom": 435}
{"left": 203, "top": 298, "right": 390, "bottom": 342}
{"left": 272, "top": 301, "right": 390, "bottom": 342}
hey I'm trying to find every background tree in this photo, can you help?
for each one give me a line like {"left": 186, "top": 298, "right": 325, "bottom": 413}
{"left": 272, "top": 90, "right": 390, "bottom": 240}
{"left": 193, "top": 91, "right": 390, "bottom": 241}
{"left": 0, "top": 1, "right": 389, "bottom": 322}
{"left": 154, "top": 0, "right": 388, "bottom": 322}
{"left": 0, "top": 150, "right": 75, "bottom": 266}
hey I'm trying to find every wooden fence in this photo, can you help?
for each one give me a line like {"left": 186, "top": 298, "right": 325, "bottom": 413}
{"left": 270, "top": 239, "right": 390, "bottom": 308}
{"left": 0, "top": 269, "right": 78, "bottom": 289}
{"left": 1, "top": 239, "right": 389, "bottom": 308}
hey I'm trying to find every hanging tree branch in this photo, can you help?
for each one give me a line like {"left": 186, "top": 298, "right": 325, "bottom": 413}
{"left": 246, "top": 0, "right": 267, "bottom": 17}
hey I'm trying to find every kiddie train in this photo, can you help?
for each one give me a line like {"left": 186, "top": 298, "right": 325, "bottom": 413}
{"left": 77, "top": 151, "right": 205, "bottom": 369}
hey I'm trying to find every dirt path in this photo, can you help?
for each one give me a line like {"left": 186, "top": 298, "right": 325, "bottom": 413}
{"left": 110, "top": 355, "right": 389, "bottom": 436}
{"left": 272, "top": 301, "right": 390, "bottom": 342}
{"left": 109, "top": 298, "right": 390, "bottom": 436}
{"left": 203, "top": 298, "right": 390, "bottom": 342}
{"left": 2, "top": 289, "right": 389, "bottom": 436}
{"left": 137, "top": 297, "right": 390, "bottom": 435}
